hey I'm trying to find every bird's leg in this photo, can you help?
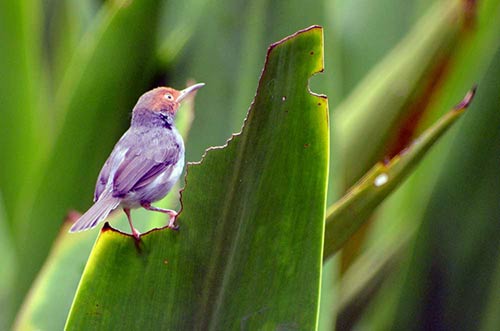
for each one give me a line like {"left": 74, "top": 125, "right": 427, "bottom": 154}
{"left": 123, "top": 208, "right": 141, "bottom": 240}
{"left": 141, "top": 202, "right": 179, "bottom": 230}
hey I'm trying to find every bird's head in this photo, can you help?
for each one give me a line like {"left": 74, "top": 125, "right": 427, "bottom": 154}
{"left": 136, "top": 83, "right": 205, "bottom": 114}
{"left": 132, "top": 83, "right": 204, "bottom": 127}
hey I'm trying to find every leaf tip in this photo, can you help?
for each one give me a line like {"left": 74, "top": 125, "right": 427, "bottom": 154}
{"left": 268, "top": 25, "right": 323, "bottom": 51}
{"left": 101, "top": 222, "right": 113, "bottom": 232}
{"left": 98, "top": 222, "right": 130, "bottom": 238}
{"left": 454, "top": 85, "right": 477, "bottom": 111}
{"left": 267, "top": 25, "right": 324, "bottom": 80}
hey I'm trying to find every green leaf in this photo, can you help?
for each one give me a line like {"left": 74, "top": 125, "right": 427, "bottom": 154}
{"left": 330, "top": 0, "right": 422, "bottom": 98}
{"left": 66, "top": 26, "right": 328, "bottom": 330}
{"left": 334, "top": 227, "right": 413, "bottom": 331}
{"left": 324, "top": 88, "right": 475, "bottom": 259}
{"left": 47, "top": 0, "right": 99, "bottom": 90}
{"left": 480, "top": 250, "right": 500, "bottom": 331}
{"left": 11, "top": 0, "right": 164, "bottom": 322}
{"left": 391, "top": 42, "right": 500, "bottom": 330}
{"left": 13, "top": 220, "right": 96, "bottom": 331}
{"left": 335, "top": 0, "right": 465, "bottom": 187}
{"left": 357, "top": 1, "right": 500, "bottom": 328}
{"left": 0, "top": 0, "right": 44, "bottom": 221}
{"left": 0, "top": 194, "right": 17, "bottom": 330}
{"left": 156, "top": 0, "right": 210, "bottom": 67}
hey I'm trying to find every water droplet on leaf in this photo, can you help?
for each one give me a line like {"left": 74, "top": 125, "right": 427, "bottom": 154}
{"left": 374, "top": 173, "right": 389, "bottom": 187}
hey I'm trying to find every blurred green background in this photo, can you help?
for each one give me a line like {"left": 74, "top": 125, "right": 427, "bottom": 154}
{"left": 1, "top": 0, "right": 499, "bottom": 329}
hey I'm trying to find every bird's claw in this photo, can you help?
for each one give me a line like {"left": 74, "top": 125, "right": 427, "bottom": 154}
{"left": 132, "top": 229, "right": 142, "bottom": 241}
{"left": 167, "top": 215, "right": 179, "bottom": 231}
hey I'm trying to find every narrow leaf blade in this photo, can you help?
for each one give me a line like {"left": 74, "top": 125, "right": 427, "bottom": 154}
{"left": 336, "top": 0, "right": 466, "bottom": 186}
{"left": 324, "top": 88, "right": 475, "bottom": 259}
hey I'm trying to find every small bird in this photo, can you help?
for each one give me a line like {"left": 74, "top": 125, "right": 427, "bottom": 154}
{"left": 70, "top": 83, "right": 205, "bottom": 239}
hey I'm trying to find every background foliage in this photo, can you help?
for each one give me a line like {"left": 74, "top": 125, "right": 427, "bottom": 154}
{"left": 1, "top": 0, "right": 499, "bottom": 330}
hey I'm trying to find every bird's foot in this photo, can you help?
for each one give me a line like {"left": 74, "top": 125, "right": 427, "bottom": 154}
{"left": 124, "top": 208, "right": 142, "bottom": 241}
{"left": 131, "top": 227, "right": 142, "bottom": 241}
{"left": 167, "top": 212, "right": 179, "bottom": 231}
{"left": 140, "top": 203, "right": 179, "bottom": 230}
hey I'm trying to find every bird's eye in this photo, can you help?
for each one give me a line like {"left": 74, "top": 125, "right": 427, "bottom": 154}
{"left": 164, "top": 93, "right": 174, "bottom": 100}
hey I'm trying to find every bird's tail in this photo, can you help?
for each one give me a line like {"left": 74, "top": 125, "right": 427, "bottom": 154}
{"left": 69, "top": 191, "right": 120, "bottom": 233}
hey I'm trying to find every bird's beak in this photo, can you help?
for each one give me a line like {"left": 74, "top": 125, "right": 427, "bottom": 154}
{"left": 176, "top": 83, "right": 205, "bottom": 103}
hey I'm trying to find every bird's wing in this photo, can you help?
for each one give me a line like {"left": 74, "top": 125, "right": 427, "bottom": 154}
{"left": 94, "top": 158, "right": 111, "bottom": 201}
{"left": 94, "top": 132, "right": 130, "bottom": 201}
{"left": 111, "top": 130, "right": 181, "bottom": 197}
